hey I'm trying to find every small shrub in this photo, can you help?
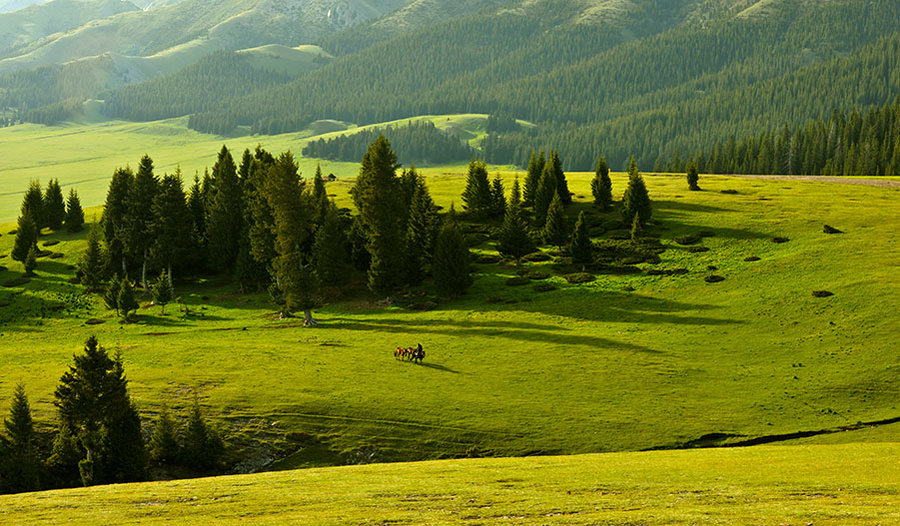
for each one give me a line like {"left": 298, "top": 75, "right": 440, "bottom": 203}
{"left": 525, "top": 270, "right": 551, "bottom": 280}
{"left": 474, "top": 254, "right": 501, "bottom": 264}
{"left": 564, "top": 273, "right": 595, "bottom": 284}
{"left": 812, "top": 290, "right": 834, "bottom": 298}
{"left": 675, "top": 234, "right": 702, "bottom": 245}
{"left": 687, "top": 246, "right": 709, "bottom": 253}
{"left": 823, "top": 225, "right": 843, "bottom": 234}
{"left": 705, "top": 275, "right": 725, "bottom": 283}
{"left": 532, "top": 283, "right": 556, "bottom": 292}
{"left": 772, "top": 237, "right": 790, "bottom": 244}
{"left": 506, "top": 277, "right": 531, "bottom": 286}
{"left": 522, "top": 252, "right": 551, "bottom": 262}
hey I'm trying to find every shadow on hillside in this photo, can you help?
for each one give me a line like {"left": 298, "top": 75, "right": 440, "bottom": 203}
{"left": 323, "top": 317, "right": 665, "bottom": 354}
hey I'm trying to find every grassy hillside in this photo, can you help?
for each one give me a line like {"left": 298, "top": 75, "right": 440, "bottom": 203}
{"left": 0, "top": 114, "right": 507, "bottom": 222}
{"left": 0, "top": 443, "right": 897, "bottom": 524}
{"left": 0, "top": 168, "right": 897, "bottom": 464}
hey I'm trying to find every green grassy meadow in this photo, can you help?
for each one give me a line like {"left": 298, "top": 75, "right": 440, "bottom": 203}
{"left": 1, "top": 443, "right": 897, "bottom": 524}
{"left": 1, "top": 157, "right": 897, "bottom": 465}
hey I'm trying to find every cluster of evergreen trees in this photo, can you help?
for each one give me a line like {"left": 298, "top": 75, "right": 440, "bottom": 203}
{"left": 10, "top": 179, "right": 83, "bottom": 275}
{"left": 661, "top": 98, "right": 900, "bottom": 177}
{"left": 302, "top": 121, "right": 474, "bottom": 165}
{"left": 0, "top": 336, "right": 223, "bottom": 494}
{"left": 73, "top": 136, "right": 472, "bottom": 326}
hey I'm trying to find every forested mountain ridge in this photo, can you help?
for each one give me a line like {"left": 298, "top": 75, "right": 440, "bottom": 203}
{"left": 185, "top": 0, "right": 900, "bottom": 170}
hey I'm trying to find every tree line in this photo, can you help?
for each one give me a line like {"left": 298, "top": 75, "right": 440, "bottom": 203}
{"left": 0, "top": 336, "right": 223, "bottom": 494}
{"left": 10, "top": 179, "right": 84, "bottom": 275}
{"left": 302, "top": 121, "right": 474, "bottom": 165}
{"left": 660, "top": 97, "right": 900, "bottom": 177}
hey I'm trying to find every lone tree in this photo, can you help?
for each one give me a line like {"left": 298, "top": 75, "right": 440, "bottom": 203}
{"left": 533, "top": 164, "right": 558, "bottom": 226}
{"left": 148, "top": 406, "right": 180, "bottom": 465}
{"left": 23, "top": 246, "right": 38, "bottom": 276}
{"left": 266, "top": 152, "right": 319, "bottom": 324}
{"left": 461, "top": 160, "right": 493, "bottom": 218}
{"left": 11, "top": 212, "right": 38, "bottom": 263}
{"left": 65, "top": 189, "right": 84, "bottom": 233}
{"left": 54, "top": 336, "right": 147, "bottom": 486}
{"left": 351, "top": 136, "right": 406, "bottom": 297}
{"left": 686, "top": 160, "right": 700, "bottom": 191}
{"left": 151, "top": 270, "right": 174, "bottom": 314}
{"left": 117, "top": 277, "right": 139, "bottom": 320}
{"left": 44, "top": 179, "right": 66, "bottom": 231}
{"left": 498, "top": 204, "right": 535, "bottom": 263}
{"left": 78, "top": 223, "right": 106, "bottom": 292}
{"left": 21, "top": 180, "right": 45, "bottom": 231}
{"left": 181, "top": 400, "right": 224, "bottom": 473}
{"left": 570, "top": 211, "right": 593, "bottom": 268}
{"left": 522, "top": 149, "right": 545, "bottom": 207}
{"left": 591, "top": 155, "right": 613, "bottom": 209}
{"left": 542, "top": 192, "right": 568, "bottom": 248}
{"left": 0, "top": 384, "right": 42, "bottom": 494}
{"left": 432, "top": 215, "right": 472, "bottom": 297}
{"left": 621, "top": 156, "right": 652, "bottom": 226}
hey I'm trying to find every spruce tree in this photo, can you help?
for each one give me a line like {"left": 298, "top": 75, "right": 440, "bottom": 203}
{"left": 314, "top": 204, "right": 351, "bottom": 289}
{"left": 11, "top": 212, "right": 38, "bottom": 263}
{"left": 498, "top": 204, "right": 535, "bottom": 263}
{"left": 206, "top": 146, "right": 245, "bottom": 275}
{"left": 621, "top": 156, "right": 652, "bottom": 226}
{"left": 461, "top": 160, "right": 492, "bottom": 218}
{"left": 117, "top": 278, "right": 139, "bottom": 319}
{"left": 490, "top": 174, "right": 506, "bottom": 218}
{"left": 591, "top": 155, "right": 613, "bottom": 209}
{"left": 432, "top": 217, "right": 471, "bottom": 297}
{"left": 508, "top": 176, "right": 521, "bottom": 209}
{"left": 630, "top": 214, "right": 643, "bottom": 242}
{"left": 548, "top": 150, "right": 571, "bottom": 205}
{"left": 102, "top": 167, "right": 133, "bottom": 277}
{"left": 21, "top": 180, "right": 45, "bottom": 231}
{"left": 53, "top": 336, "right": 144, "bottom": 486}
{"left": 533, "top": 165, "right": 558, "bottom": 226}
{"left": 65, "top": 189, "right": 84, "bottom": 233}
{"left": 265, "top": 152, "right": 319, "bottom": 324}
{"left": 23, "top": 245, "right": 37, "bottom": 276}
{"left": 151, "top": 270, "right": 174, "bottom": 314}
{"left": 542, "top": 193, "right": 568, "bottom": 248}
{"left": 148, "top": 406, "right": 180, "bottom": 465}
{"left": 186, "top": 172, "right": 207, "bottom": 264}
{"left": 0, "top": 384, "right": 41, "bottom": 494}
{"left": 104, "top": 275, "right": 121, "bottom": 315}
{"left": 123, "top": 156, "right": 158, "bottom": 290}
{"left": 311, "top": 164, "right": 329, "bottom": 227}
{"left": 245, "top": 154, "right": 277, "bottom": 273}
{"left": 522, "top": 149, "right": 545, "bottom": 207}
{"left": 181, "top": 401, "right": 224, "bottom": 473}
{"left": 406, "top": 178, "right": 441, "bottom": 265}
{"left": 78, "top": 223, "right": 106, "bottom": 292}
{"left": 350, "top": 136, "right": 406, "bottom": 297}
{"left": 44, "top": 179, "right": 66, "bottom": 231}
{"left": 570, "top": 211, "right": 593, "bottom": 267}
{"left": 686, "top": 161, "right": 700, "bottom": 191}
{"left": 151, "top": 170, "right": 191, "bottom": 284}
{"left": 46, "top": 423, "right": 83, "bottom": 488}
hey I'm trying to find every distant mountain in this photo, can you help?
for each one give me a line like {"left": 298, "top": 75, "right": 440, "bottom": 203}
{"left": 0, "top": 0, "right": 138, "bottom": 56}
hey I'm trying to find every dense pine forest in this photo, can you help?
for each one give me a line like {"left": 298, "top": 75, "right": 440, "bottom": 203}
{"left": 301, "top": 121, "right": 474, "bottom": 164}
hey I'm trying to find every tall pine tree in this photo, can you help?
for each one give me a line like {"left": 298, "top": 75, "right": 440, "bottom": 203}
{"left": 621, "top": 156, "right": 652, "bottom": 226}
{"left": 11, "top": 212, "right": 37, "bottom": 263}
{"left": 522, "top": 149, "right": 545, "bottom": 207}
{"left": 103, "top": 167, "right": 133, "bottom": 276}
{"left": 65, "top": 189, "right": 84, "bottom": 233}
{"left": 0, "top": 384, "right": 42, "bottom": 494}
{"left": 533, "top": 164, "right": 558, "bottom": 226}
{"left": 547, "top": 150, "right": 571, "bottom": 205}
{"left": 461, "top": 160, "right": 492, "bottom": 218}
{"left": 151, "top": 170, "right": 191, "bottom": 285}
{"left": 591, "top": 155, "right": 613, "bottom": 209}
{"left": 44, "top": 179, "right": 66, "bottom": 231}
{"left": 542, "top": 192, "right": 568, "bottom": 248}
{"left": 498, "top": 203, "right": 535, "bottom": 263}
{"left": 432, "top": 215, "right": 471, "bottom": 297}
{"left": 206, "top": 146, "right": 244, "bottom": 275}
{"left": 78, "top": 222, "right": 106, "bottom": 293}
{"left": 123, "top": 156, "right": 158, "bottom": 290}
{"left": 570, "top": 211, "right": 593, "bottom": 268}
{"left": 20, "top": 180, "right": 45, "bottom": 231}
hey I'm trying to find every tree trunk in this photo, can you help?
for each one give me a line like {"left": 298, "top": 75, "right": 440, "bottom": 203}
{"left": 168, "top": 262, "right": 173, "bottom": 288}
{"left": 141, "top": 250, "right": 149, "bottom": 292}
{"left": 121, "top": 256, "right": 127, "bottom": 277}
{"left": 303, "top": 310, "right": 318, "bottom": 326}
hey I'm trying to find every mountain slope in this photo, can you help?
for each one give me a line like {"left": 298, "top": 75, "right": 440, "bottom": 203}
{"left": 0, "top": 0, "right": 138, "bottom": 56}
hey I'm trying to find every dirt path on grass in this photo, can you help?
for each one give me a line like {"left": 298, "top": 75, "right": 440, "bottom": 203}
{"left": 720, "top": 174, "right": 900, "bottom": 188}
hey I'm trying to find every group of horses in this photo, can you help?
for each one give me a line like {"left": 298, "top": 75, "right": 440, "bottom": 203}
{"left": 394, "top": 344, "right": 425, "bottom": 364}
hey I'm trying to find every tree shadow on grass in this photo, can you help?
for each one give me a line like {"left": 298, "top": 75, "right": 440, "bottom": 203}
{"left": 322, "top": 317, "right": 666, "bottom": 355}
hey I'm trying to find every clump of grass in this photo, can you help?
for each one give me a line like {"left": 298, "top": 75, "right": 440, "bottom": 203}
{"left": 505, "top": 277, "right": 530, "bottom": 287}
{"left": 705, "top": 275, "right": 725, "bottom": 283}
{"left": 812, "top": 290, "right": 834, "bottom": 297}
{"left": 532, "top": 283, "right": 556, "bottom": 293}
{"left": 564, "top": 273, "right": 595, "bottom": 284}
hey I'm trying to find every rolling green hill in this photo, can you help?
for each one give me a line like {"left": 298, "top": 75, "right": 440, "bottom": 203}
{"left": 0, "top": 443, "right": 897, "bottom": 524}
{"left": 1, "top": 168, "right": 897, "bottom": 465}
